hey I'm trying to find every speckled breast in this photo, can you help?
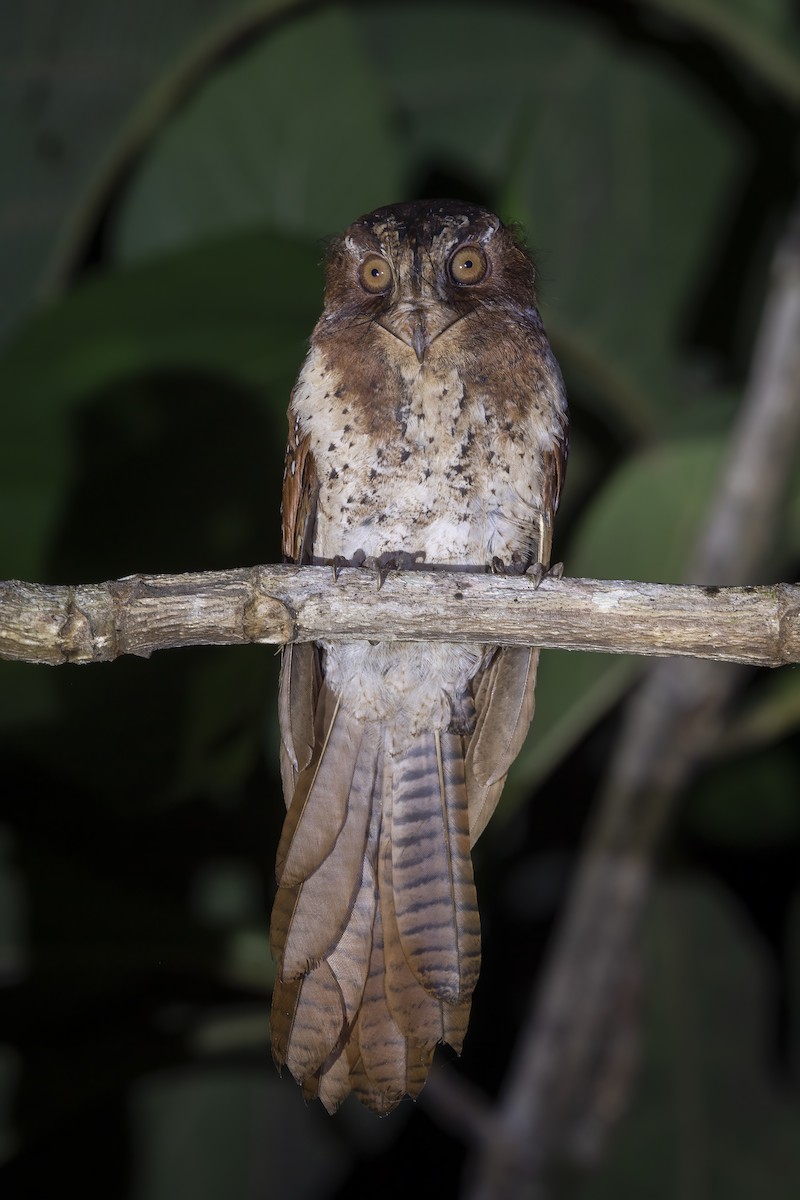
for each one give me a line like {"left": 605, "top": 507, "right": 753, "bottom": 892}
{"left": 293, "top": 346, "right": 544, "bottom": 569}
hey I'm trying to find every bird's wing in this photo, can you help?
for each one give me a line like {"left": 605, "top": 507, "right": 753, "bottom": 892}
{"left": 536, "top": 425, "right": 569, "bottom": 566}
{"left": 278, "top": 403, "right": 321, "bottom": 802}
{"left": 465, "top": 422, "right": 568, "bottom": 843}
{"left": 281, "top": 404, "right": 319, "bottom": 563}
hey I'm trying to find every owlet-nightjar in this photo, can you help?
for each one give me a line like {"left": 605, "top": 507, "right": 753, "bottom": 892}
{"left": 271, "top": 199, "right": 569, "bottom": 1114}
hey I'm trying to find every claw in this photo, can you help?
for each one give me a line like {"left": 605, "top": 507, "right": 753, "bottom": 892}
{"left": 490, "top": 555, "right": 563, "bottom": 587}
{"left": 330, "top": 549, "right": 367, "bottom": 582}
{"left": 367, "top": 550, "right": 426, "bottom": 590}
{"left": 331, "top": 556, "right": 348, "bottom": 583}
{"left": 490, "top": 554, "right": 528, "bottom": 577}
{"left": 529, "top": 561, "right": 564, "bottom": 589}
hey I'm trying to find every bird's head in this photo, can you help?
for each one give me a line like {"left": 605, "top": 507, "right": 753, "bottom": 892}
{"left": 321, "top": 199, "right": 536, "bottom": 364}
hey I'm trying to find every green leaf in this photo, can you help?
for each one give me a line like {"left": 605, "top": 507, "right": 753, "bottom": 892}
{"left": 504, "top": 22, "right": 740, "bottom": 433}
{"left": 112, "top": 5, "right": 409, "bottom": 261}
{"left": 0, "top": 229, "right": 319, "bottom": 581}
{"left": 0, "top": 0, "right": 305, "bottom": 346}
{"left": 569, "top": 438, "right": 728, "bottom": 584}
{"left": 359, "top": 3, "right": 559, "bottom": 186}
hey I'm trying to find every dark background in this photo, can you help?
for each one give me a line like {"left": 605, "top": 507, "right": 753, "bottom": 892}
{"left": 2, "top": 1, "right": 800, "bottom": 1196}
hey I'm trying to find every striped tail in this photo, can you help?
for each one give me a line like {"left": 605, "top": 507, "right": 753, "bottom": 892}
{"left": 270, "top": 692, "right": 479, "bottom": 1113}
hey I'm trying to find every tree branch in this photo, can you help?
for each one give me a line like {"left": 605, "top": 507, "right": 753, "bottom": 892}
{"left": 2, "top": 569, "right": 799, "bottom": 668}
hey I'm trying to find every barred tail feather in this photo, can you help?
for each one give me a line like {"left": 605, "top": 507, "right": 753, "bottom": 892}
{"left": 380, "top": 779, "right": 472, "bottom": 1054}
{"left": 390, "top": 730, "right": 481, "bottom": 1002}
{"left": 270, "top": 713, "right": 482, "bottom": 1114}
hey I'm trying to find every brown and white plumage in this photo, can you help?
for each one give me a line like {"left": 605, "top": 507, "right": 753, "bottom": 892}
{"left": 271, "top": 199, "right": 568, "bottom": 1113}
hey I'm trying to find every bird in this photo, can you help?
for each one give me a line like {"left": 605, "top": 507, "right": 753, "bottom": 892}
{"left": 271, "top": 198, "right": 568, "bottom": 1114}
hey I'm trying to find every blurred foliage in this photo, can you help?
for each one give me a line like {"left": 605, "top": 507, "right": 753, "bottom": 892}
{"left": 573, "top": 881, "right": 800, "bottom": 1200}
{"left": 1, "top": 1, "right": 799, "bottom": 1197}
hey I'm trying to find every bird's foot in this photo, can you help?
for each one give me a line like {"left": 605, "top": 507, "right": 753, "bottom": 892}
{"left": 490, "top": 556, "right": 564, "bottom": 590}
{"left": 330, "top": 549, "right": 366, "bottom": 582}
{"left": 490, "top": 552, "right": 529, "bottom": 577}
{"left": 528, "top": 560, "right": 564, "bottom": 589}
{"left": 330, "top": 548, "right": 427, "bottom": 588}
{"left": 366, "top": 549, "right": 427, "bottom": 590}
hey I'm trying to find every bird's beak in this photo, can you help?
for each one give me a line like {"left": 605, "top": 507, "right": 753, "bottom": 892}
{"left": 379, "top": 305, "right": 459, "bottom": 363}
{"left": 410, "top": 316, "right": 428, "bottom": 364}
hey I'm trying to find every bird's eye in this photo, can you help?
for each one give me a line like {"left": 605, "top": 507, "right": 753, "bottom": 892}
{"left": 449, "top": 244, "right": 488, "bottom": 286}
{"left": 358, "top": 253, "right": 392, "bottom": 294}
